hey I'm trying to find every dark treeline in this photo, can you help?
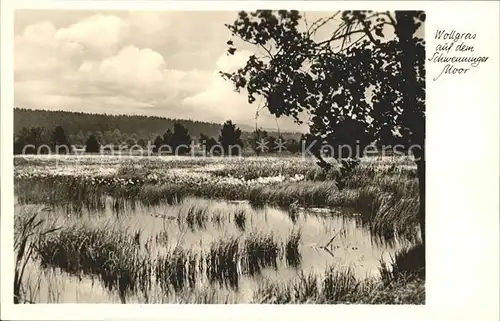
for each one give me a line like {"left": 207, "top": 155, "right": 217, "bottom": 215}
{"left": 14, "top": 107, "right": 221, "bottom": 141}
{"left": 14, "top": 108, "right": 301, "bottom": 145}
{"left": 14, "top": 121, "right": 408, "bottom": 157}
{"left": 13, "top": 119, "right": 302, "bottom": 156}
{"left": 13, "top": 108, "right": 407, "bottom": 157}
{"left": 153, "top": 120, "right": 247, "bottom": 156}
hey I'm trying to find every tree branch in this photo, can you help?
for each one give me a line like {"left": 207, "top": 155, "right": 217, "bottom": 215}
{"left": 360, "top": 20, "right": 380, "bottom": 46}
{"left": 385, "top": 11, "right": 397, "bottom": 27}
{"left": 309, "top": 12, "right": 341, "bottom": 36}
{"left": 316, "top": 28, "right": 367, "bottom": 47}
{"left": 230, "top": 32, "right": 276, "bottom": 60}
{"left": 316, "top": 14, "right": 393, "bottom": 50}
{"left": 336, "top": 32, "right": 370, "bottom": 52}
{"left": 304, "top": 12, "right": 310, "bottom": 36}
{"left": 259, "top": 44, "right": 274, "bottom": 59}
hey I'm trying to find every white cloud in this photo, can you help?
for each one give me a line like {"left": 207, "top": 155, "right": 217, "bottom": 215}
{"left": 55, "top": 14, "right": 129, "bottom": 56}
{"left": 75, "top": 45, "right": 212, "bottom": 104}
{"left": 182, "top": 51, "right": 252, "bottom": 120}
{"left": 14, "top": 13, "right": 211, "bottom": 113}
{"left": 15, "top": 21, "right": 84, "bottom": 74}
{"left": 14, "top": 11, "right": 307, "bottom": 132}
{"left": 21, "top": 21, "right": 56, "bottom": 44}
{"left": 216, "top": 50, "right": 252, "bottom": 73}
{"left": 182, "top": 50, "right": 309, "bottom": 131}
{"left": 181, "top": 50, "right": 298, "bottom": 130}
{"left": 84, "top": 46, "right": 166, "bottom": 86}
{"left": 128, "top": 12, "right": 172, "bottom": 36}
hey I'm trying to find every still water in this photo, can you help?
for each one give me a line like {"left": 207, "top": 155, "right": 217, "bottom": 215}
{"left": 18, "top": 197, "right": 412, "bottom": 303}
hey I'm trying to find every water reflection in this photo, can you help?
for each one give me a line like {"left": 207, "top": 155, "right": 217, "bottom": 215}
{"left": 17, "top": 197, "right": 414, "bottom": 303}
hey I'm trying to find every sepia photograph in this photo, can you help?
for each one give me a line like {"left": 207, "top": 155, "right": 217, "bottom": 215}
{"left": 10, "top": 9, "right": 427, "bottom": 305}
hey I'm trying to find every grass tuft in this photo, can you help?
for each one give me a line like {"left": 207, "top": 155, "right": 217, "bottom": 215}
{"left": 284, "top": 229, "right": 302, "bottom": 268}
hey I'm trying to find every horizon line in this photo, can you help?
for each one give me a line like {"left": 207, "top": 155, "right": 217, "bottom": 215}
{"left": 13, "top": 106, "right": 308, "bottom": 134}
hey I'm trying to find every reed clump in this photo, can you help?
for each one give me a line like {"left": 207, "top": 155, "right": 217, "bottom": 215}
{"left": 242, "top": 232, "right": 280, "bottom": 276}
{"left": 253, "top": 244, "right": 425, "bottom": 304}
{"left": 253, "top": 264, "right": 424, "bottom": 304}
{"left": 205, "top": 236, "right": 241, "bottom": 289}
{"left": 14, "top": 207, "right": 60, "bottom": 304}
{"left": 35, "top": 223, "right": 149, "bottom": 302}
{"left": 233, "top": 209, "right": 246, "bottom": 231}
{"left": 155, "top": 247, "right": 200, "bottom": 293}
{"left": 284, "top": 229, "right": 302, "bottom": 268}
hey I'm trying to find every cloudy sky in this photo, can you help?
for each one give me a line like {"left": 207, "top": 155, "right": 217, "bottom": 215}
{"left": 15, "top": 10, "right": 422, "bottom": 132}
{"left": 15, "top": 10, "right": 328, "bottom": 132}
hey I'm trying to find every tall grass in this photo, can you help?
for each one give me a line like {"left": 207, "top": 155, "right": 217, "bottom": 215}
{"left": 14, "top": 207, "right": 60, "bottom": 304}
{"left": 28, "top": 216, "right": 303, "bottom": 301}
{"left": 15, "top": 176, "right": 107, "bottom": 213}
{"left": 16, "top": 206, "right": 424, "bottom": 303}
{"left": 15, "top": 156, "right": 420, "bottom": 241}
{"left": 379, "top": 244, "right": 425, "bottom": 283}
{"left": 14, "top": 156, "right": 424, "bottom": 303}
{"left": 139, "top": 184, "right": 183, "bottom": 206}
{"left": 36, "top": 223, "right": 150, "bottom": 303}
{"left": 209, "top": 157, "right": 416, "bottom": 183}
{"left": 16, "top": 177, "right": 419, "bottom": 241}
{"left": 178, "top": 204, "right": 209, "bottom": 231}
{"left": 205, "top": 236, "right": 241, "bottom": 289}
{"left": 284, "top": 229, "right": 302, "bottom": 268}
{"left": 253, "top": 249, "right": 425, "bottom": 304}
{"left": 242, "top": 232, "right": 280, "bottom": 276}
{"left": 211, "top": 209, "right": 227, "bottom": 227}
{"left": 233, "top": 209, "right": 246, "bottom": 231}
{"left": 252, "top": 267, "right": 361, "bottom": 304}
{"left": 155, "top": 247, "right": 200, "bottom": 293}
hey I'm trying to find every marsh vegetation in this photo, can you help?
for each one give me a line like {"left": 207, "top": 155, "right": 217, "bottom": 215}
{"left": 14, "top": 155, "right": 424, "bottom": 304}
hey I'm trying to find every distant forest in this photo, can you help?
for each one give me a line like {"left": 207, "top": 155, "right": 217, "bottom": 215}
{"left": 14, "top": 108, "right": 409, "bottom": 157}
{"left": 14, "top": 108, "right": 301, "bottom": 146}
